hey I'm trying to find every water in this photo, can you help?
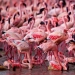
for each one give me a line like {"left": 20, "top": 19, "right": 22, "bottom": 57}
{"left": 0, "top": 51, "right": 75, "bottom": 75}
{"left": 0, "top": 61, "right": 75, "bottom": 75}
{"left": 0, "top": 68, "right": 75, "bottom": 75}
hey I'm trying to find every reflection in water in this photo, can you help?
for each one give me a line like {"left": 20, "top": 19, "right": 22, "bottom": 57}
{"left": 0, "top": 68, "right": 75, "bottom": 75}
{"left": 0, "top": 60, "right": 75, "bottom": 75}
{"left": 48, "top": 71, "right": 63, "bottom": 75}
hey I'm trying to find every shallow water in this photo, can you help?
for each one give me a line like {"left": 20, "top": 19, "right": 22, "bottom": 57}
{"left": 0, "top": 67, "right": 75, "bottom": 75}
{"left": 0, "top": 51, "right": 75, "bottom": 75}
{"left": 0, "top": 61, "right": 75, "bottom": 75}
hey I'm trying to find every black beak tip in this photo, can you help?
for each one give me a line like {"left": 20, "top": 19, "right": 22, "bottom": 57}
{"left": 2, "top": 31, "right": 5, "bottom": 34}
